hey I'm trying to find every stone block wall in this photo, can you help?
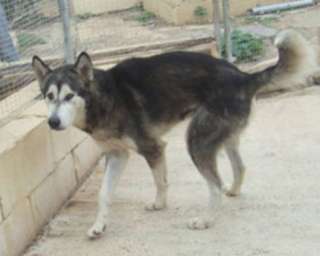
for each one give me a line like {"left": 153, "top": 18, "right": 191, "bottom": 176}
{"left": 0, "top": 101, "right": 102, "bottom": 256}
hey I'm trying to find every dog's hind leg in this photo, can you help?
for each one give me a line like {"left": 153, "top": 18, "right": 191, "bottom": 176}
{"left": 186, "top": 109, "right": 230, "bottom": 230}
{"left": 224, "top": 135, "right": 246, "bottom": 197}
{"left": 139, "top": 139, "right": 168, "bottom": 211}
{"left": 87, "top": 150, "right": 129, "bottom": 239}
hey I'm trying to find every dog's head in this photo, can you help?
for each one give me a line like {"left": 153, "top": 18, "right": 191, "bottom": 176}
{"left": 32, "top": 52, "right": 93, "bottom": 131}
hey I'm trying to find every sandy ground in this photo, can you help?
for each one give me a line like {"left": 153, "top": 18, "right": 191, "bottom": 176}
{"left": 24, "top": 88, "right": 320, "bottom": 256}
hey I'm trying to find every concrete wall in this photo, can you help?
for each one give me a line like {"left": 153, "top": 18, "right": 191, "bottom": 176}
{"left": 72, "top": 0, "right": 141, "bottom": 15}
{"left": 39, "top": 0, "right": 141, "bottom": 17}
{"left": 143, "top": 0, "right": 285, "bottom": 25}
{"left": 0, "top": 101, "right": 102, "bottom": 256}
{"left": 230, "top": 0, "right": 287, "bottom": 16}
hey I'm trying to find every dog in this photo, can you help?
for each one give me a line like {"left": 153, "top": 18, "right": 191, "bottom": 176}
{"left": 32, "top": 30, "right": 312, "bottom": 239}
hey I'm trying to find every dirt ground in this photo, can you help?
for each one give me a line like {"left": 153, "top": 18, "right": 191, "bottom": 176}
{"left": 24, "top": 87, "right": 320, "bottom": 256}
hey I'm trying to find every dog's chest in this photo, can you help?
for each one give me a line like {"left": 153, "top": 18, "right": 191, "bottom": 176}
{"left": 91, "top": 129, "right": 137, "bottom": 152}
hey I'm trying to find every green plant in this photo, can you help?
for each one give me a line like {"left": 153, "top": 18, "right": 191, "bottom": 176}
{"left": 244, "top": 15, "right": 278, "bottom": 27}
{"left": 17, "top": 32, "right": 46, "bottom": 52}
{"left": 221, "top": 30, "right": 264, "bottom": 62}
{"left": 194, "top": 6, "right": 208, "bottom": 17}
{"left": 135, "top": 10, "right": 155, "bottom": 24}
{"left": 76, "top": 12, "right": 97, "bottom": 21}
{"left": 259, "top": 16, "right": 278, "bottom": 26}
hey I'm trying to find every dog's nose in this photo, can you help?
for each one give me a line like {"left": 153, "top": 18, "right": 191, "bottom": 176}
{"left": 48, "top": 116, "right": 61, "bottom": 129}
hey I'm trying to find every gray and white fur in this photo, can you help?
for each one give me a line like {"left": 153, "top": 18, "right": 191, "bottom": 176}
{"left": 32, "top": 30, "right": 310, "bottom": 239}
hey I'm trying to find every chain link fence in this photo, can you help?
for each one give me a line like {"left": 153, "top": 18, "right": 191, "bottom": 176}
{"left": 0, "top": 0, "right": 65, "bottom": 122}
{"left": 214, "top": 0, "right": 319, "bottom": 64}
{"left": 0, "top": 0, "right": 319, "bottom": 124}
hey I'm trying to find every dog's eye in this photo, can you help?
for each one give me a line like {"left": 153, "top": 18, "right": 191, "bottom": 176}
{"left": 65, "top": 93, "right": 74, "bottom": 101}
{"left": 47, "top": 93, "right": 54, "bottom": 101}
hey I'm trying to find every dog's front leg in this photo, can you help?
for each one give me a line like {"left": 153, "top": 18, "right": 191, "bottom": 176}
{"left": 140, "top": 140, "right": 168, "bottom": 211}
{"left": 87, "top": 150, "right": 129, "bottom": 239}
{"left": 145, "top": 153, "right": 168, "bottom": 211}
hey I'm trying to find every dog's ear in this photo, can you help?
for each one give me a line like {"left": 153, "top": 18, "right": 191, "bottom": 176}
{"left": 74, "top": 52, "right": 94, "bottom": 82}
{"left": 32, "top": 56, "right": 51, "bottom": 87}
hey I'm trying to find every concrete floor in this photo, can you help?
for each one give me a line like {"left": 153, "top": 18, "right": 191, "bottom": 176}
{"left": 25, "top": 88, "right": 320, "bottom": 256}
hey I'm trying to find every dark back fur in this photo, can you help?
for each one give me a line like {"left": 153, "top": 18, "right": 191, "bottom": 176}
{"left": 86, "top": 52, "right": 255, "bottom": 135}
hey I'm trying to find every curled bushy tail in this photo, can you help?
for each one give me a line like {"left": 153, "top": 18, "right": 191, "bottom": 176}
{"left": 249, "top": 30, "right": 318, "bottom": 94}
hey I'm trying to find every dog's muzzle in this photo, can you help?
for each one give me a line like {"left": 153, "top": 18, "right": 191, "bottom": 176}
{"left": 48, "top": 116, "right": 62, "bottom": 130}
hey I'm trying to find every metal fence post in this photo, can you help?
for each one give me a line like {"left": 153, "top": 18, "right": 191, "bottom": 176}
{"left": 222, "top": 0, "right": 233, "bottom": 62}
{"left": 212, "top": 0, "right": 222, "bottom": 57}
{"left": 58, "top": 0, "right": 75, "bottom": 64}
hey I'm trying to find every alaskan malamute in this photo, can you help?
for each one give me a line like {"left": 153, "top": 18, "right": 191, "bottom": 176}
{"left": 32, "top": 30, "right": 313, "bottom": 239}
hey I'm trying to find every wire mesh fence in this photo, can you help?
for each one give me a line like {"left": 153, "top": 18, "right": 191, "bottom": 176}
{"left": 0, "top": 0, "right": 65, "bottom": 122}
{"left": 214, "top": 0, "right": 319, "bottom": 64}
{"left": 0, "top": 0, "right": 319, "bottom": 124}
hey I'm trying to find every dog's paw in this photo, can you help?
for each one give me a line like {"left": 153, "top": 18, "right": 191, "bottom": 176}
{"left": 87, "top": 222, "right": 106, "bottom": 240}
{"left": 224, "top": 186, "right": 241, "bottom": 197}
{"left": 223, "top": 184, "right": 241, "bottom": 197}
{"left": 187, "top": 217, "right": 210, "bottom": 230}
{"left": 144, "top": 202, "right": 166, "bottom": 211}
{"left": 225, "top": 190, "right": 240, "bottom": 197}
